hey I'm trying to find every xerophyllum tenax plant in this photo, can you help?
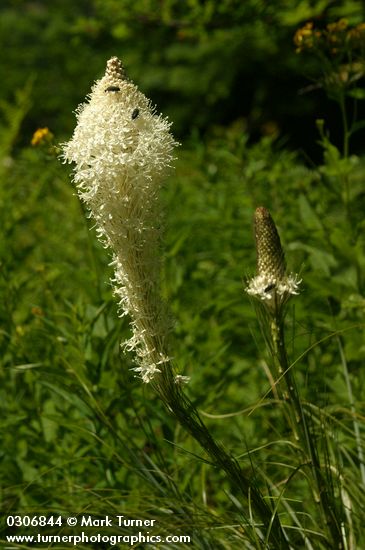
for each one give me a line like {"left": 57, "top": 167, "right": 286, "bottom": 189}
{"left": 61, "top": 57, "right": 290, "bottom": 548}
{"left": 62, "top": 57, "right": 178, "bottom": 383}
{"left": 246, "top": 208, "right": 347, "bottom": 547}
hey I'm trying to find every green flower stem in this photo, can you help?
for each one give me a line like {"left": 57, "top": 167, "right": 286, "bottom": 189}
{"left": 154, "top": 367, "right": 290, "bottom": 550}
{"left": 269, "top": 312, "right": 344, "bottom": 548}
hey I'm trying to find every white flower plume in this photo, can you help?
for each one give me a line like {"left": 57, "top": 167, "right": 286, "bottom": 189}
{"left": 62, "top": 57, "right": 178, "bottom": 382}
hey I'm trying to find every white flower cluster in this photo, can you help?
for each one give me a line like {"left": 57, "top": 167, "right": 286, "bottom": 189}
{"left": 62, "top": 57, "right": 178, "bottom": 382}
{"left": 246, "top": 273, "right": 301, "bottom": 303}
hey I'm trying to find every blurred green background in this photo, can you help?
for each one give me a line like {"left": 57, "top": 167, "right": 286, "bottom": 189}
{"left": 1, "top": 0, "right": 364, "bottom": 153}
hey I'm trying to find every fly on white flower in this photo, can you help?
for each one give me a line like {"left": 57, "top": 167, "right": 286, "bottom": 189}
{"left": 105, "top": 85, "right": 121, "bottom": 92}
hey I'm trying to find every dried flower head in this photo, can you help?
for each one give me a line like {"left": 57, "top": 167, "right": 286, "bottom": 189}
{"left": 61, "top": 57, "right": 178, "bottom": 382}
{"left": 246, "top": 207, "right": 301, "bottom": 309}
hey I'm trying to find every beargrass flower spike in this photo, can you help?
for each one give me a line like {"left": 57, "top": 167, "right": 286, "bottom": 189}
{"left": 61, "top": 56, "right": 178, "bottom": 383}
{"left": 246, "top": 208, "right": 346, "bottom": 546}
{"left": 246, "top": 206, "right": 301, "bottom": 310}
{"left": 61, "top": 59, "right": 293, "bottom": 547}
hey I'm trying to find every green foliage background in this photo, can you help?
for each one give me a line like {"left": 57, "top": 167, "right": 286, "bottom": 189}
{"left": 1, "top": 0, "right": 365, "bottom": 548}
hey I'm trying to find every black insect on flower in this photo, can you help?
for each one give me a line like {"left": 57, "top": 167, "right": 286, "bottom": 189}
{"left": 132, "top": 108, "right": 140, "bottom": 120}
{"left": 105, "top": 86, "right": 121, "bottom": 92}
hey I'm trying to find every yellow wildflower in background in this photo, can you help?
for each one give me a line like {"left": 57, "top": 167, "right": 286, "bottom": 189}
{"left": 31, "top": 127, "right": 53, "bottom": 146}
{"left": 348, "top": 22, "right": 365, "bottom": 48}
{"left": 294, "top": 18, "right": 365, "bottom": 57}
{"left": 293, "top": 22, "right": 317, "bottom": 52}
{"left": 294, "top": 17, "right": 365, "bottom": 96}
{"left": 326, "top": 18, "right": 348, "bottom": 34}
